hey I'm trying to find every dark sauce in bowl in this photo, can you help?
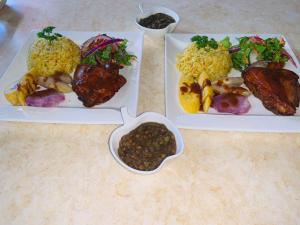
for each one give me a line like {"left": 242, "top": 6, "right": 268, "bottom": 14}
{"left": 138, "top": 13, "right": 175, "bottom": 29}
{"left": 118, "top": 122, "right": 176, "bottom": 171}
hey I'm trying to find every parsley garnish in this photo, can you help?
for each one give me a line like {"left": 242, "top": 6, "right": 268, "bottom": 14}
{"left": 37, "top": 26, "right": 62, "bottom": 43}
{"left": 191, "top": 35, "right": 219, "bottom": 49}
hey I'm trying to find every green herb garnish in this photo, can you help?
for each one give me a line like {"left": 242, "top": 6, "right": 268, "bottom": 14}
{"left": 115, "top": 40, "right": 136, "bottom": 66}
{"left": 191, "top": 35, "right": 219, "bottom": 49}
{"left": 191, "top": 35, "right": 208, "bottom": 48}
{"left": 37, "top": 26, "right": 62, "bottom": 43}
{"left": 80, "top": 39, "right": 135, "bottom": 66}
{"left": 101, "top": 45, "right": 113, "bottom": 62}
{"left": 191, "top": 35, "right": 232, "bottom": 50}
{"left": 259, "top": 38, "right": 287, "bottom": 62}
{"left": 219, "top": 36, "right": 232, "bottom": 49}
{"left": 81, "top": 54, "right": 97, "bottom": 66}
{"left": 231, "top": 37, "right": 252, "bottom": 71}
{"left": 208, "top": 38, "right": 218, "bottom": 49}
{"left": 232, "top": 51, "right": 248, "bottom": 71}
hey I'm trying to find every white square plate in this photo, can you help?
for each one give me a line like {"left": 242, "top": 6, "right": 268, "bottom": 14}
{"left": 165, "top": 33, "right": 300, "bottom": 132}
{"left": 0, "top": 31, "right": 144, "bottom": 124}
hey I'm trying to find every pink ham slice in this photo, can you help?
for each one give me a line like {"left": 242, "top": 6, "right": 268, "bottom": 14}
{"left": 26, "top": 89, "right": 65, "bottom": 107}
{"left": 213, "top": 93, "right": 251, "bottom": 115}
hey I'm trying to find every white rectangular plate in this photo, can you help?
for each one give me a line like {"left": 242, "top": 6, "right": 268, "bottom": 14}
{"left": 0, "top": 31, "right": 144, "bottom": 124}
{"left": 165, "top": 33, "right": 300, "bottom": 132}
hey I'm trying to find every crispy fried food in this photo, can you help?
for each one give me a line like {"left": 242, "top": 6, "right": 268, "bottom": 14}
{"left": 5, "top": 72, "right": 37, "bottom": 105}
{"left": 198, "top": 71, "right": 213, "bottom": 112}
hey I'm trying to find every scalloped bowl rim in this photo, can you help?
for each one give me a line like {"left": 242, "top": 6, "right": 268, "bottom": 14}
{"left": 135, "top": 6, "right": 180, "bottom": 34}
{"left": 109, "top": 110, "right": 184, "bottom": 175}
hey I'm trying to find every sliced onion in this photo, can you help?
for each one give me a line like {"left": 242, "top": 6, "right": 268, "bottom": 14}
{"left": 212, "top": 85, "right": 250, "bottom": 96}
{"left": 81, "top": 34, "right": 111, "bottom": 57}
{"left": 82, "top": 38, "right": 123, "bottom": 58}
{"left": 229, "top": 45, "right": 240, "bottom": 54}
{"left": 248, "top": 60, "right": 270, "bottom": 68}
{"left": 281, "top": 49, "right": 297, "bottom": 67}
{"left": 213, "top": 94, "right": 251, "bottom": 115}
{"left": 213, "top": 77, "right": 244, "bottom": 87}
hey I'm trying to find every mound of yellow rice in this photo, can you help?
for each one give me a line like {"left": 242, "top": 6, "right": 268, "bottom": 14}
{"left": 176, "top": 42, "right": 232, "bottom": 81}
{"left": 27, "top": 36, "right": 80, "bottom": 77}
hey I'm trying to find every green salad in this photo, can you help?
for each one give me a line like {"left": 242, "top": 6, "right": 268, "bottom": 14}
{"left": 231, "top": 36, "right": 289, "bottom": 71}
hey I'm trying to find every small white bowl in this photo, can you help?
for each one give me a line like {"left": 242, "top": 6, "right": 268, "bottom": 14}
{"left": 135, "top": 5, "right": 180, "bottom": 38}
{"left": 109, "top": 107, "right": 184, "bottom": 175}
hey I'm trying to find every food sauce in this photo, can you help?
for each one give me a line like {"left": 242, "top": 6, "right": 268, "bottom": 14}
{"left": 118, "top": 122, "right": 176, "bottom": 171}
{"left": 139, "top": 13, "right": 175, "bottom": 29}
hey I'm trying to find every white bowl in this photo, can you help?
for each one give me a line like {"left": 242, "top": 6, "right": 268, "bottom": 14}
{"left": 109, "top": 107, "right": 184, "bottom": 175}
{"left": 135, "top": 5, "right": 180, "bottom": 38}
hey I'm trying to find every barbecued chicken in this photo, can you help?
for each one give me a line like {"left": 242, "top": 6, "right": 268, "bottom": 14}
{"left": 242, "top": 67, "right": 300, "bottom": 115}
{"left": 72, "top": 64, "right": 126, "bottom": 107}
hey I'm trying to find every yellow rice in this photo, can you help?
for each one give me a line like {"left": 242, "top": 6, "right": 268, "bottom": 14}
{"left": 27, "top": 36, "right": 80, "bottom": 77}
{"left": 176, "top": 42, "right": 232, "bottom": 81}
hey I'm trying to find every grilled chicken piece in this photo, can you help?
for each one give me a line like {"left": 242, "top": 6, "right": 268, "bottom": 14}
{"left": 72, "top": 64, "right": 126, "bottom": 107}
{"left": 242, "top": 67, "right": 300, "bottom": 115}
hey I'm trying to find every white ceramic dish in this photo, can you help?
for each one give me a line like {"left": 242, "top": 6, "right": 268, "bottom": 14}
{"left": 109, "top": 107, "right": 184, "bottom": 175}
{"left": 0, "top": 31, "right": 144, "bottom": 124}
{"left": 165, "top": 33, "right": 300, "bottom": 132}
{"left": 135, "top": 5, "right": 179, "bottom": 38}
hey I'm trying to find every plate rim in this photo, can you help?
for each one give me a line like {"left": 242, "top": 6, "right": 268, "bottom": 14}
{"left": 164, "top": 33, "right": 300, "bottom": 132}
{"left": 0, "top": 30, "right": 144, "bottom": 124}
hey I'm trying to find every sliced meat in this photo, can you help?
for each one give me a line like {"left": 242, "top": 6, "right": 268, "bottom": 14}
{"left": 72, "top": 64, "right": 126, "bottom": 107}
{"left": 279, "top": 69, "right": 300, "bottom": 107}
{"left": 242, "top": 67, "right": 300, "bottom": 115}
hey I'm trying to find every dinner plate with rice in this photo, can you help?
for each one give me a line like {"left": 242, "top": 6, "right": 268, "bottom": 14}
{"left": 165, "top": 33, "right": 300, "bottom": 132}
{"left": 0, "top": 30, "right": 143, "bottom": 124}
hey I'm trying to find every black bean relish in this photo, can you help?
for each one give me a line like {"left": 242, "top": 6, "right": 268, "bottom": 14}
{"left": 138, "top": 13, "right": 175, "bottom": 29}
{"left": 118, "top": 122, "right": 176, "bottom": 171}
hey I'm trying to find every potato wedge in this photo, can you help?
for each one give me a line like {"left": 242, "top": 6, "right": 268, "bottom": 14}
{"left": 5, "top": 72, "right": 37, "bottom": 106}
{"left": 178, "top": 75, "right": 200, "bottom": 113}
{"left": 179, "top": 91, "right": 200, "bottom": 113}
